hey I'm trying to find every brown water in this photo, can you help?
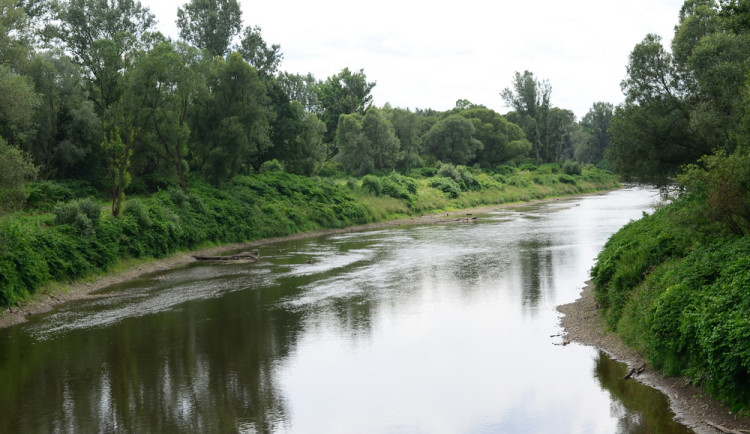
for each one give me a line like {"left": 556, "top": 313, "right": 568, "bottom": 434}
{"left": 0, "top": 187, "right": 693, "bottom": 433}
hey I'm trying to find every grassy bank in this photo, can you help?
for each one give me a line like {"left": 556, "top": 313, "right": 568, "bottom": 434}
{"left": 1, "top": 163, "right": 617, "bottom": 309}
{"left": 590, "top": 196, "right": 750, "bottom": 412}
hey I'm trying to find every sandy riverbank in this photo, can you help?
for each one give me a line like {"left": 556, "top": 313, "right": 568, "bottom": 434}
{"left": 558, "top": 283, "right": 750, "bottom": 434}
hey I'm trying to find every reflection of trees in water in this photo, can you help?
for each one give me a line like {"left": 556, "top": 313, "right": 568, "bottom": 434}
{"left": 0, "top": 285, "right": 303, "bottom": 433}
{"left": 517, "top": 237, "right": 555, "bottom": 311}
{"left": 592, "top": 351, "right": 693, "bottom": 434}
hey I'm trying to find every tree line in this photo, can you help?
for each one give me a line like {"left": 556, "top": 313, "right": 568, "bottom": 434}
{"left": 0, "top": 0, "right": 614, "bottom": 216}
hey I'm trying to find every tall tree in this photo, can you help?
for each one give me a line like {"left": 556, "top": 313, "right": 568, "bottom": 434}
{"left": 190, "top": 52, "right": 270, "bottom": 184}
{"left": 316, "top": 67, "right": 375, "bottom": 145}
{"left": 237, "top": 25, "right": 282, "bottom": 77}
{"left": 423, "top": 114, "right": 482, "bottom": 165}
{"left": 176, "top": 0, "right": 242, "bottom": 58}
{"left": 361, "top": 107, "right": 400, "bottom": 171}
{"left": 459, "top": 107, "right": 529, "bottom": 167}
{"left": 609, "top": 0, "right": 750, "bottom": 184}
{"left": 53, "top": 0, "right": 156, "bottom": 216}
{"left": 545, "top": 107, "right": 576, "bottom": 162}
{"left": 335, "top": 108, "right": 400, "bottom": 175}
{"left": 25, "top": 51, "right": 100, "bottom": 179}
{"left": 276, "top": 71, "right": 319, "bottom": 112}
{"left": 132, "top": 41, "right": 205, "bottom": 193}
{"left": 575, "top": 102, "right": 613, "bottom": 164}
{"left": 501, "top": 71, "right": 551, "bottom": 163}
{"left": 386, "top": 106, "right": 424, "bottom": 171}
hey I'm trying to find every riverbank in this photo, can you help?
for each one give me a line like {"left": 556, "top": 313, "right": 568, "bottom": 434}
{"left": 0, "top": 202, "right": 521, "bottom": 330}
{"left": 558, "top": 283, "right": 750, "bottom": 434}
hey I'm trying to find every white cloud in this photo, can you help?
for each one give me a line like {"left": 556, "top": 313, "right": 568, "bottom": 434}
{"left": 143, "top": 0, "right": 684, "bottom": 119}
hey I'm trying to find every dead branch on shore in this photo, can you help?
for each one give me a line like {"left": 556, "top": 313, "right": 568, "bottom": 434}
{"left": 706, "top": 421, "right": 744, "bottom": 434}
{"left": 192, "top": 251, "right": 260, "bottom": 262}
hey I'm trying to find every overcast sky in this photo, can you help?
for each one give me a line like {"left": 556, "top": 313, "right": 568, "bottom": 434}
{"left": 143, "top": 0, "right": 685, "bottom": 120}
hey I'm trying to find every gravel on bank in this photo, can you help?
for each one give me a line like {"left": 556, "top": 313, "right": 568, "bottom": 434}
{"left": 558, "top": 283, "right": 750, "bottom": 434}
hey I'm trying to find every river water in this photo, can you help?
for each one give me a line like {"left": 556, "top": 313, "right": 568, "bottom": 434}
{"left": 0, "top": 187, "right": 693, "bottom": 433}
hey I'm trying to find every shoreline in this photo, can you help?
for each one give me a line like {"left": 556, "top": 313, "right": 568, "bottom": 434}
{"left": 558, "top": 283, "right": 750, "bottom": 434}
{"left": 0, "top": 199, "right": 546, "bottom": 330}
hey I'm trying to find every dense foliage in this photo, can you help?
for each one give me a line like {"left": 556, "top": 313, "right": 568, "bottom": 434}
{"left": 0, "top": 165, "right": 617, "bottom": 308}
{"left": 591, "top": 150, "right": 750, "bottom": 411}
{"left": 609, "top": 0, "right": 750, "bottom": 185}
{"left": 0, "top": 172, "right": 372, "bottom": 306}
{"left": 0, "top": 0, "right": 617, "bottom": 215}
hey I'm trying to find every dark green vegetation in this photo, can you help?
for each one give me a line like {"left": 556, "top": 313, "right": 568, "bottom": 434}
{"left": 592, "top": 0, "right": 750, "bottom": 412}
{"left": 0, "top": 165, "right": 617, "bottom": 308}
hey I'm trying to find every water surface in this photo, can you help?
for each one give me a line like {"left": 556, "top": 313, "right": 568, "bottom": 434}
{"left": 0, "top": 187, "right": 692, "bottom": 433}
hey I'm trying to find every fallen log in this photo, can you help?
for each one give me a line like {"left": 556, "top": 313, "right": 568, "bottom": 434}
{"left": 192, "top": 251, "right": 260, "bottom": 262}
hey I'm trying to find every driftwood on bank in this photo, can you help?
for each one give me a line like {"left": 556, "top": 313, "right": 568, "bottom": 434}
{"left": 706, "top": 421, "right": 744, "bottom": 434}
{"left": 192, "top": 251, "right": 260, "bottom": 262}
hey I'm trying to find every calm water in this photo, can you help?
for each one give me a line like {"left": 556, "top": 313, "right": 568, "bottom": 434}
{"left": 0, "top": 187, "right": 693, "bottom": 433}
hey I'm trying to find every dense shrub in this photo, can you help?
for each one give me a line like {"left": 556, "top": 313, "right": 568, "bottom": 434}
{"left": 260, "top": 159, "right": 285, "bottom": 173}
{"left": 593, "top": 191, "right": 750, "bottom": 410}
{"left": 558, "top": 174, "right": 577, "bottom": 184}
{"left": 429, "top": 177, "right": 461, "bottom": 198}
{"left": 494, "top": 165, "right": 516, "bottom": 175}
{"left": 381, "top": 174, "right": 414, "bottom": 201}
{"left": 53, "top": 198, "right": 101, "bottom": 236}
{"left": 437, "top": 163, "right": 479, "bottom": 191}
{"left": 562, "top": 160, "right": 582, "bottom": 176}
{"left": 361, "top": 175, "right": 382, "bottom": 195}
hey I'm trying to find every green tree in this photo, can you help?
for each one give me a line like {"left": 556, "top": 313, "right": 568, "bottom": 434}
{"left": 276, "top": 71, "right": 319, "bottom": 112}
{"left": 386, "top": 106, "right": 424, "bottom": 171}
{"left": 24, "top": 51, "right": 100, "bottom": 179}
{"left": 0, "top": 137, "right": 38, "bottom": 213}
{"left": 176, "top": 0, "right": 242, "bottom": 57}
{"left": 459, "top": 107, "right": 529, "bottom": 166}
{"left": 334, "top": 112, "right": 367, "bottom": 174}
{"left": 132, "top": 41, "right": 205, "bottom": 193}
{"left": 501, "top": 71, "right": 551, "bottom": 163}
{"left": 335, "top": 107, "right": 400, "bottom": 175}
{"left": 423, "top": 114, "right": 483, "bottom": 165}
{"left": 576, "top": 102, "right": 613, "bottom": 164}
{"left": 54, "top": 0, "right": 155, "bottom": 113}
{"left": 608, "top": 101, "right": 699, "bottom": 185}
{"left": 361, "top": 107, "right": 400, "bottom": 171}
{"left": 237, "top": 25, "right": 282, "bottom": 77}
{"left": 190, "top": 52, "right": 270, "bottom": 184}
{"left": 316, "top": 67, "right": 375, "bottom": 144}
{"left": 545, "top": 107, "right": 577, "bottom": 162}
{"left": 0, "top": 65, "right": 39, "bottom": 145}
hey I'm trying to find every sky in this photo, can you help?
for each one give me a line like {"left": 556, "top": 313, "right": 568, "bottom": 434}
{"left": 142, "top": 0, "right": 686, "bottom": 120}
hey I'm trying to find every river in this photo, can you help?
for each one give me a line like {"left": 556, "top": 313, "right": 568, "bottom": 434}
{"left": 0, "top": 187, "right": 693, "bottom": 433}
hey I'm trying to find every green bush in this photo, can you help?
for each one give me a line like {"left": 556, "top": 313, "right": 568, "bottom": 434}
{"left": 53, "top": 198, "right": 101, "bottom": 236}
{"left": 558, "top": 174, "right": 577, "bottom": 184}
{"left": 260, "top": 159, "right": 285, "bottom": 173}
{"left": 494, "top": 165, "right": 516, "bottom": 175}
{"left": 562, "top": 160, "right": 582, "bottom": 176}
{"left": 429, "top": 177, "right": 461, "bottom": 198}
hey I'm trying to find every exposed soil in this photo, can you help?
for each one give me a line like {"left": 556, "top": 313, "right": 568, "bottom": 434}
{"left": 558, "top": 283, "right": 750, "bottom": 434}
